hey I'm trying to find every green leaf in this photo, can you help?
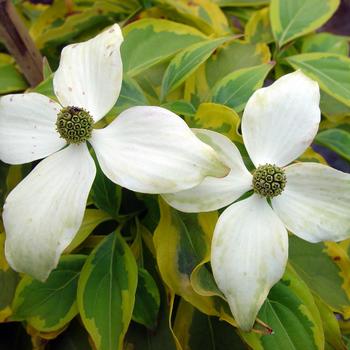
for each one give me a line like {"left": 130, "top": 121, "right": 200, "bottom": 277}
{"left": 206, "top": 41, "right": 271, "bottom": 87}
{"left": 65, "top": 209, "right": 111, "bottom": 253}
{"left": 186, "top": 102, "right": 242, "bottom": 143}
{"left": 174, "top": 299, "right": 247, "bottom": 350}
{"left": 270, "top": 0, "right": 339, "bottom": 47}
{"left": 125, "top": 226, "right": 177, "bottom": 350}
{"left": 31, "top": 74, "right": 55, "bottom": 99}
{"left": 215, "top": 0, "right": 269, "bottom": 6}
{"left": 90, "top": 160, "right": 122, "bottom": 218}
{"left": 314, "top": 297, "right": 346, "bottom": 350}
{"left": 211, "top": 63, "right": 274, "bottom": 112}
{"left": 0, "top": 64, "right": 27, "bottom": 94}
{"left": 245, "top": 7, "right": 274, "bottom": 44}
{"left": 257, "top": 282, "right": 321, "bottom": 350}
{"left": 286, "top": 53, "right": 350, "bottom": 107}
{"left": 11, "top": 255, "right": 86, "bottom": 332}
{"left": 161, "top": 37, "right": 230, "bottom": 100}
{"left": 113, "top": 77, "right": 149, "bottom": 115}
{"left": 154, "top": 199, "right": 235, "bottom": 325}
{"left": 315, "top": 129, "right": 350, "bottom": 161}
{"left": 77, "top": 231, "right": 137, "bottom": 350}
{"left": 320, "top": 91, "right": 350, "bottom": 120}
{"left": 132, "top": 268, "right": 160, "bottom": 330}
{"left": 42, "top": 57, "right": 53, "bottom": 80}
{"left": 301, "top": 33, "right": 349, "bottom": 56}
{"left": 122, "top": 18, "right": 207, "bottom": 76}
{"left": 240, "top": 264, "right": 324, "bottom": 349}
{"left": 34, "top": 1, "right": 140, "bottom": 66}
{"left": 0, "top": 232, "right": 19, "bottom": 322}
{"left": 156, "top": 0, "right": 229, "bottom": 35}
{"left": 289, "top": 235, "right": 350, "bottom": 317}
{"left": 161, "top": 100, "right": 196, "bottom": 116}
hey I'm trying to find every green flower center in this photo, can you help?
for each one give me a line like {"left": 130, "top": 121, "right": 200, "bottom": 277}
{"left": 252, "top": 164, "right": 286, "bottom": 198}
{"left": 56, "top": 107, "right": 94, "bottom": 144}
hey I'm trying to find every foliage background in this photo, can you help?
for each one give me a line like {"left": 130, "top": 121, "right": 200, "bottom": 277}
{"left": 0, "top": 0, "right": 350, "bottom": 349}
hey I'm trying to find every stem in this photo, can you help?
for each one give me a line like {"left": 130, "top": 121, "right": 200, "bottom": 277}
{"left": 0, "top": 0, "right": 43, "bottom": 86}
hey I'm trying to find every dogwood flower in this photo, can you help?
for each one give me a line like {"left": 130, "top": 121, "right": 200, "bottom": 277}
{"left": 0, "top": 24, "right": 228, "bottom": 281}
{"left": 163, "top": 71, "right": 350, "bottom": 331}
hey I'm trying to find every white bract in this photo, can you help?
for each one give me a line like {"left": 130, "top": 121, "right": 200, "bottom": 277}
{"left": 0, "top": 24, "right": 228, "bottom": 281}
{"left": 163, "top": 71, "right": 350, "bottom": 331}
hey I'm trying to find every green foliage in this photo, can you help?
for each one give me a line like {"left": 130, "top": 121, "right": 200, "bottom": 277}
{"left": 286, "top": 53, "right": 350, "bottom": 107}
{"left": 315, "top": 129, "right": 350, "bottom": 161}
{"left": 0, "top": 0, "right": 350, "bottom": 349}
{"left": 121, "top": 19, "right": 207, "bottom": 76}
{"left": 77, "top": 231, "right": 137, "bottom": 350}
{"left": 270, "top": 0, "right": 339, "bottom": 47}
{"left": 11, "top": 255, "right": 86, "bottom": 332}
{"left": 211, "top": 63, "right": 274, "bottom": 112}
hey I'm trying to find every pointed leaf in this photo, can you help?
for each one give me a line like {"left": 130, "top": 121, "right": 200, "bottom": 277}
{"left": 122, "top": 18, "right": 207, "bottom": 76}
{"left": 270, "top": 0, "right": 339, "bottom": 46}
{"left": 77, "top": 231, "right": 137, "bottom": 350}
{"left": 132, "top": 268, "right": 160, "bottom": 330}
{"left": 11, "top": 255, "right": 86, "bottom": 332}
{"left": 211, "top": 63, "right": 274, "bottom": 112}
{"left": 161, "top": 37, "right": 230, "bottom": 99}
{"left": 286, "top": 53, "right": 350, "bottom": 107}
{"left": 315, "top": 129, "right": 350, "bottom": 161}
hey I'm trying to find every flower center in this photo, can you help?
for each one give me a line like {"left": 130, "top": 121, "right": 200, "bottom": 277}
{"left": 252, "top": 164, "right": 286, "bottom": 198}
{"left": 56, "top": 106, "right": 94, "bottom": 144}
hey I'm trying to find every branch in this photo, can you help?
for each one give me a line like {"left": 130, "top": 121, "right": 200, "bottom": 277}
{"left": 0, "top": 0, "right": 43, "bottom": 86}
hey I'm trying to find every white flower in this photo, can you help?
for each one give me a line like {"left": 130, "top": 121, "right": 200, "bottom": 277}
{"left": 163, "top": 71, "right": 350, "bottom": 331}
{"left": 0, "top": 24, "right": 228, "bottom": 281}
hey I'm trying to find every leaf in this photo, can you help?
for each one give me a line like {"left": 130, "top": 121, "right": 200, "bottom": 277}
{"left": 11, "top": 255, "right": 86, "bottom": 332}
{"left": 270, "top": 0, "right": 339, "bottom": 47}
{"left": 42, "top": 57, "right": 53, "bottom": 80}
{"left": 155, "top": 0, "right": 229, "bottom": 35}
{"left": 314, "top": 297, "right": 346, "bottom": 350}
{"left": 245, "top": 8, "right": 274, "bottom": 44}
{"left": 122, "top": 18, "right": 207, "bottom": 76}
{"left": 206, "top": 41, "right": 271, "bottom": 87}
{"left": 125, "top": 225, "right": 177, "bottom": 350}
{"left": 320, "top": 91, "right": 350, "bottom": 120}
{"left": 153, "top": 199, "right": 235, "bottom": 325}
{"left": 301, "top": 33, "right": 349, "bottom": 56}
{"left": 174, "top": 299, "right": 247, "bottom": 350}
{"left": 132, "top": 268, "right": 160, "bottom": 330}
{"left": 289, "top": 235, "right": 350, "bottom": 318}
{"left": 34, "top": 1, "right": 140, "bottom": 65}
{"left": 211, "top": 63, "right": 274, "bottom": 112}
{"left": 161, "top": 100, "right": 196, "bottom": 116}
{"left": 90, "top": 160, "right": 122, "bottom": 218}
{"left": 77, "top": 231, "right": 137, "bottom": 350}
{"left": 31, "top": 74, "right": 56, "bottom": 99}
{"left": 113, "top": 77, "right": 149, "bottom": 115}
{"left": 65, "top": 209, "right": 111, "bottom": 253}
{"left": 253, "top": 270, "right": 324, "bottom": 350}
{"left": 0, "top": 232, "right": 19, "bottom": 322}
{"left": 314, "top": 129, "right": 350, "bottom": 161}
{"left": 186, "top": 102, "right": 242, "bottom": 143}
{"left": 215, "top": 0, "right": 270, "bottom": 6}
{"left": 0, "top": 64, "right": 28, "bottom": 94}
{"left": 286, "top": 53, "right": 350, "bottom": 107}
{"left": 161, "top": 37, "right": 230, "bottom": 100}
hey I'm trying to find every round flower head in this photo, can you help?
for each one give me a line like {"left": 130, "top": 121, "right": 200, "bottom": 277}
{"left": 0, "top": 24, "right": 228, "bottom": 281}
{"left": 163, "top": 71, "right": 350, "bottom": 331}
